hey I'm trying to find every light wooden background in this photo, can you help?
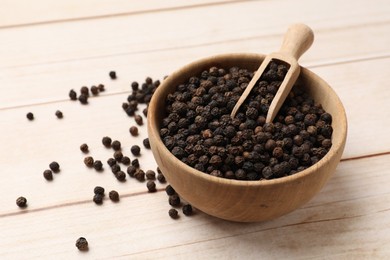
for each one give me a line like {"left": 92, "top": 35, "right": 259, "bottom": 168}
{"left": 1, "top": 0, "right": 389, "bottom": 259}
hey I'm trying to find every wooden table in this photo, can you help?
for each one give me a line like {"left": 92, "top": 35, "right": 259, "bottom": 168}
{"left": 1, "top": 0, "right": 389, "bottom": 258}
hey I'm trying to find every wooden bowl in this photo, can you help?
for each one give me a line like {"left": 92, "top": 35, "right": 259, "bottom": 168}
{"left": 147, "top": 53, "right": 347, "bottom": 222}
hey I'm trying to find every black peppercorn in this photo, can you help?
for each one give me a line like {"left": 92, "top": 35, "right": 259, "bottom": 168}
{"left": 169, "top": 194, "right": 181, "bottom": 207}
{"left": 75, "top": 237, "right": 88, "bottom": 251}
{"left": 78, "top": 94, "right": 88, "bottom": 104}
{"left": 129, "top": 126, "right": 138, "bottom": 136}
{"left": 131, "top": 145, "right": 141, "bottom": 156}
{"left": 55, "top": 110, "right": 63, "bottom": 119}
{"left": 49, "top": 161, "right": 60, "bottom": 172}
{"left": 107, "top": 158, "right": 116, "bottom": 167}
{"left": 127, "top": 165, "right": 137, "bottom": 177}
{"left": 94, "top": 186, "right": 105, "bottom": 195}
{"left": 93, "top": 160, "right": 103, "bottom": 171}
{"left": 43, "top": 169, "right": 53, "bottom": 181}
{"left": 80, "top": 86, "right": 89, "bottom": 96}
{"left": 145, "top": 170, "right": 156, "bottom": 180}
{"left": 134, "top": 169, "right": 145, "bottom": 181}
{"left": 80, "top": 143, "right": 89, "bottom": 153}
{"left": 90, "top": 85, "right": 99, "bottom": 95}
{"left": 182, "top": 204, "right": 193, "bottom": 216}
{"left": 132, "top": 158, "right": 140, "bottom": 168}
{"left": 98, "top": 84, "right": 105, "bottom": 92}
{"left": 115, "top": 171, "right": 126, "bottom": 181}
{"left": 109, "top": 71, "right": 117, "bottom": 79}
{"left": 111, "top": 164, "right": 121, "bottom": 174}
{"left": 113, "top": 151, "right": 123, "bottom": 162}
{"left": 84, "top": 157, "right": 94, "bottom": 167}
{"left": 111, "top": 140, "right": 121, "bottom": 151}
{"left": 69, "top": 89, "right": 77, "bottom": 100}
{"left": 165, "top": 184, "right": 176, "bottom": 196}
{"left": 134, "top": 115, "right": 143, "bottom": 126}
{"left": 109, "top": 190, "right": 119, "bottom": 202}
{"left": 169, "top": 208, "right": 179, "bottom": 219}
{"left": 16, "top": 196, "right": 27, "bottom": 208}
{"left": 146, "top": 181, "right": 157, "bottom": 192}
{"left": 93, "top": 193, "right": 103, "bottom": 205}
{"left": 102, "top": 136, "right": 112, "bottom": 148}
{"left": 157, "top": 173, "right": 166, "bottom": 183}
{"left": 26, "top": 112, "right": 34, "bottom": 120}
{"left": 121, "top": 156, "right": 131, "bottom": 165}
{"left": 143, "top": 138, "right": 151, "bottom": 149}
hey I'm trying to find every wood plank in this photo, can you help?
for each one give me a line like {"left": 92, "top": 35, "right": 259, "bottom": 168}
{"left": 0, "top": 0, "right": 236, "bottom": 28}
{"left": 0, "top": 0, "right": 388, "bottom": 69}
{"left": 1, "top": 22, "right": 389, "bottom": 109}
{"left": 1, "top": 59, "right": 389, "bottom": 160}
{"left": 1, "top": 155, "right": 389, "bottom": 259}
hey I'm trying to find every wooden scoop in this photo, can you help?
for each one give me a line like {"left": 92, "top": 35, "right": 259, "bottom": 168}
{"left": 230, "top": 24, "right": 314, "bottom": 122}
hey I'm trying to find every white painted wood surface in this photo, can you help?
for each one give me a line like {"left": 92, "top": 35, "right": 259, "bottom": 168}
{"left": 0, "top": 0, "right": 389, "bottom": 258}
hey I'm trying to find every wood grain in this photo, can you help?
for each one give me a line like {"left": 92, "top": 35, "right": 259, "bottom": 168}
{"left": 0, "top": 0, "right": 388, "bottom": 69}
{"left": 1, "top": 155, "right": 389, "bottom": 258}
{"left": 0, "top": 0, "right": 237, "bottom": 28}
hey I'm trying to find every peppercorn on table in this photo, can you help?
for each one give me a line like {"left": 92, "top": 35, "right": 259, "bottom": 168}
{"left": 1, "top": 0, "right": 390, "bottom": 259}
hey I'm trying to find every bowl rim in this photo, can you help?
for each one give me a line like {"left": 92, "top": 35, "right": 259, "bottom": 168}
{"left": 148, "top": 53, "right": 348, "bottom": 187}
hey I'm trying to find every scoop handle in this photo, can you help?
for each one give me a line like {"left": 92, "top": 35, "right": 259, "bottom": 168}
{"left": 279, "top": 24, "right": 314, "bottom": 60}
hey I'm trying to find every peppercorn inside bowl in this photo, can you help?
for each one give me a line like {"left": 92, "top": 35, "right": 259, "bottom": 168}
{"left": 147, "top": 53, "right": 347, "bottom": 222}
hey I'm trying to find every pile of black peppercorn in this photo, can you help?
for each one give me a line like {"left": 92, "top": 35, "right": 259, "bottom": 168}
{"left": 160, "top": 62, "right": 333, "bottom": 180}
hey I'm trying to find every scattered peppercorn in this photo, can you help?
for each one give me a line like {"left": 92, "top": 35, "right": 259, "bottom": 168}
{"left": 157, "top": 173, "right": 166, "bottom": 183}
{"left": 109, "top": 190, "right": 120, "bottom": 202}
{"left": 182, "top": 204, "right": 193, "bottom": 216}
{"left": 109, "top": 71, "right": 117, "bottom": 79}
{"left": 26, "top": 112, "right": 34, "bottom": 120}
{"left": 169, "top": 194, "right": 181, "bottom": 207}
{"left": 80, "top": 86, "right": 89, "bottom": 96}
{"left": 16, "top": 196, "right": 27, "bottom": 208}
{"left": 69, "top": 89, "right": 77, "bottom": 100}
{"left": 132, "top": 159, "right": 140, "bottom": 168}
{"left": 129, "top": 126, "right": 138, "bottom": 136}
{"left": 134, "top": 115, "right": 143, "bottom": 126}
{"left": 49, "top": 161, "right": 60, "bottom": 172}
{"left": 43, "top": 169, "right": 53, "bottom": 181}
{"left": 121, "top": 156, "right": 131, "bottom": 165}
{"left": 145, "top": 170, "right": 156, "bottom": 180}
{"left": 112, "top": 140, "right": 121, "bottom": 151}
{"left": 116, "top": 171, "right": 126, "bottom": 181}
{"left": 75, "top": 237, "right": 89, "bottom": 251}
{"left": 127, "top": 165, "right": 137, "bottom": 177}
{"left": 93, "top": 194, "right": 103, "bottom": 205}
{"left": 146, "top": 181, "right": 157, "bottom": 192}
{"left": 165, "top": 185, "right": 175, "bottom": 196}
{"left": 113, "top": 151, "right": 123, "bottom": 162}
{"left": 93, "top": 160, "right": 103, "bottom": 171}
{"left": 78, "top": 94, "right": 88, "bottom": 104}
{"left": 134, "top": 169, "right": 145, "bottom": 181}
{"left": 131, "top": 145, "right": 141, "bottom": 156}
{"left": 143, "top": 138, "right": 151, "bottom": 149}
{"left": 94, "top": 186, "right": 105, "bottom": 195}
{"left": 84, "top": 156, "right": 94, "bottom": 167}
{"left": 168, "top": 208, "right": 179, "bottom": 219}
{"left": 111, "top": 164, "right": 121, "bottom": 174}
{"left": 107, "top": 158, "right": 116, "bottom": 167}
{"left": 98, "top": 84, "right": 105, "bottom": 92}
{"left": 55, "top": 110, "right": 63, "bottom": 119}
{"left": 102, "top": 136, "right": 112, "bottom": 148}
{"left": 80, "top": 143, "right": 89, "bottom": 153}
{"left": 90, "top": 85, "right": 99, "bottom": 95}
